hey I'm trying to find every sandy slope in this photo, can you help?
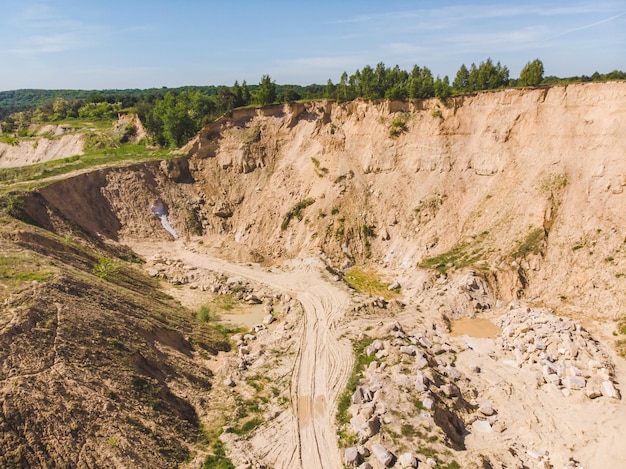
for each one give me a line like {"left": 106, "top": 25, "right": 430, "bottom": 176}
{"left": 132, "top": 240, "right": 352, "bottom": 469}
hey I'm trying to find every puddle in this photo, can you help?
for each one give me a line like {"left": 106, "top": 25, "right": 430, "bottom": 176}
{"left": 217, "top": 303, "right": 267, "bottom": 329}
{"left": 451, "top": 317, "right": 500, "bottom": 339}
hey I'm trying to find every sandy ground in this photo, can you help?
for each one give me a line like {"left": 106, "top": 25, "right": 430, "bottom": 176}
{"left": 452, "top": 335, "right": 626, "bottom": 468}
{"left": 132, "top": 239, "right": 352, "bottom": 469}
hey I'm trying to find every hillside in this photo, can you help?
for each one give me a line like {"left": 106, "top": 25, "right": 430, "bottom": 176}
{"left": 2, "top": 82, "right": 626, "bottom": 468}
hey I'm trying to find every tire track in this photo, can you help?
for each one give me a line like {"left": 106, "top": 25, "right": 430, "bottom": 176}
{"left": 137, "top": 241, "right": 352, "bottom": 469}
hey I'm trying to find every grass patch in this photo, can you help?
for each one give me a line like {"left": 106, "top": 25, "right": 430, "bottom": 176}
{"left": 233, "top": 417, "right": 263, "bottom": 436}
{"left": 197, "top": 305, "right": 217, "bottom": 322}
{"left": 281, "top": 198, "right": 315, "bottom": 230}
{"left": 0, "top": 143, "right": 175, "bottom": 190}
{"left": 0, "top": 254, "right": 53, "bottom": 295}
{"left": 344, "top": 267, "right": 397, "bottom": 299}
{"left": 419, "top": 231, "right": 489, "bottom": 274}
{"left": 389, "top": 113, "right": 410, "bottom": 137}
{"left": 511, "top": 227, "right": 545, "bottom": 259}
{"left": 93, "top": 257, "right": 121, "bottom": 279}
{"left": 337, "top": 337, "right": 376, "bottom": 430}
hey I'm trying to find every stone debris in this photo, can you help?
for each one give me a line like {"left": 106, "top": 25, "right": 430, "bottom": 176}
{"left": 497, "top": 307, "right": 620, "bottom": 400}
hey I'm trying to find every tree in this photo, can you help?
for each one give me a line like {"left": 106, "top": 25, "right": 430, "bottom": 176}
{"left": 519, "top": 59, "right": 544, "bottom": 87}
{"left": 241, "top": 80, "right": 251, "bottom": 105}
{"left": 325, "top": 79, "right": 336, "bottom": 100}
{"left": 257, "top": 75, "right": 276, "bottom": 106}
{"left": 434, "top": 75, "right": 451, "bottom": 100}
{"left": 453, "top": 64, "right": 470, "bottom": 92}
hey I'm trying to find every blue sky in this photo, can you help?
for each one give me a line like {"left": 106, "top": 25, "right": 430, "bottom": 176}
{"left": 0, "top": 0, "right": 624, "bottom": 91}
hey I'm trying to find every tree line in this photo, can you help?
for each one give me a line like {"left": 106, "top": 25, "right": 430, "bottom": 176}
{"left": 1, "top": 59, "right": 625, "bottom": 148}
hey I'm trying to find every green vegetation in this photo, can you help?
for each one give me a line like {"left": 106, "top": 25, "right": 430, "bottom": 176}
{"left": 197, "top": 305, "right": 217, "bottom": 323}
{"left": 337, "top": 337, "right": 376, "bottom": 441}
{"left": 93, "top": 257, "right": 121, "bottom": 279}
{"left": 344, "top": 267, "right": 397, "bottom": 299}
{"left": 419, "top": 232, "right": 489, "bottom": 274}
{"left": 389, "top": 112, "right": 410, "bottom": 137}
{"left": 281, "top": 198, "right": 315, "bottom": 230}
{"left": 0, "top": 255, "right": 52, "bottom": 296}
{"left": 519, "top": 59, "right": 545, "bottom": 87}
{"left": 202, "top": 438, "right": 235, "bottom": 469}
{"left": 511, "top": 227, "right": 545, "bottom": 259}
{"left": 1, "top": 61, "right": 624, "bottom": 157}
{"left": 539, "top": 172, "right": 568, "bottom": 194}
{"left": 0, "top": 144, "right": 174, "bottom": 190}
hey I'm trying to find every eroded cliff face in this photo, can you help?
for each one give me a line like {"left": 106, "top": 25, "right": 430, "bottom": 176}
{"left": 30, "top": 82, "right": 626, "bottom": 324}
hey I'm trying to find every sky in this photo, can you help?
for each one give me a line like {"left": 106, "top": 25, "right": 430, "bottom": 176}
{"left": 0, "top": 0, "right": 624, "bottom": 91}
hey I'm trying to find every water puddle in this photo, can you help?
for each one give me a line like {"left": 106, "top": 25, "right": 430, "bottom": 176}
{"left": 217, "top": 303, "right": 267, "bottom": 329}
{"left": 451, "top": 317, "right": 500, "bottom": 339}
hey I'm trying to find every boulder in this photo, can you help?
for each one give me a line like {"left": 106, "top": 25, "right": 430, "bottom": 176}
{"left": 400, "top": 345, "right": 417, "bottom": 356}
{"left": 440, "top": 383, "right": 460, "bottom": 398}
{"left": 563, "top": 376, "right": 586, "bottom": 390}
{"left": 398, "top": 452, "right": 418, "bottom": 468}
{"left": 601, "top": 380, "right": 620, "bottom": 399}
{"left": 344, "top": 447, "right": 360, "bottom": 467}
{"left": 353, "top": 386, "right": 373, "bottom": 404}
{"left": 371, "top": 444, "right": 394, "bottom": 467}
{"left": 363, "top": 415, "right": 381, "bottom": 438}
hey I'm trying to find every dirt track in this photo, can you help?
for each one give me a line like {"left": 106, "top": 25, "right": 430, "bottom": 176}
{"left": 132, "top": 240, "right": 352, "bottom": 469}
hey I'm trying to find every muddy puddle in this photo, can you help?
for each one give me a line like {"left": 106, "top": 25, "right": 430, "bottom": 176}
{"left": 450, "top": 317, "right": 500, "bottom": 338}
{"left": 217, "top": 303, "right": 267, "bottom": 328}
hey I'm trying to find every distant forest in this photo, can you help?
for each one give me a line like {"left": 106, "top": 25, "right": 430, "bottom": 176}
{"left": 1, "top": 59, "right": 624, "bottom": 148}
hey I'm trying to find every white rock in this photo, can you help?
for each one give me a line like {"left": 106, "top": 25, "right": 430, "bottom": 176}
{"left": 263, "top": 314, "right": 275, "bottom": 325}
{"left": 398, "top": 452, "right": 418, "bottom": 468}
{"left": 371, "top": 443, "right": 394, "bottom": 467}
{"left": 400, "top": 345, "right": 417, "bottom": 356}
{"left": 422, "top": 397, "right": 434, "bottom": 410}
{"left": 472, "top": 420, "right": 492, "bottom": 433}
{"left": 563, "top": 376, "right": 586, "bottom": 390}
{"left": 344, "top": 447, "right": 360, "bottom": 467}
{"left": 602, "top": 380, "right": 620, "bottom": 399}
{"left": 478, "top": 403, "right": 495, "bottom": 416}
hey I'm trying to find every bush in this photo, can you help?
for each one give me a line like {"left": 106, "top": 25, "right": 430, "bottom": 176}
{"left": 281, "top": 198, "right": 315, "bottom": 230}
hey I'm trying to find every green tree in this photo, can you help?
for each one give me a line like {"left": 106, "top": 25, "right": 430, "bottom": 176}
{"left": 453, "top": 64, "right": 470, "bottom": 92}
{"left": 257, "top": 75, "right": 277, "bottom": 106}
{"left": 241, "top": 80, "right": 251, "bottom": 105}
{"left": 519, "top": 59, "right": 544, "bottom": 87}
{"left": 325, "top": 79, "right": 336, "bottom": 100}
{"left": 434, "top": 75, "right": 451, "bottom": 100}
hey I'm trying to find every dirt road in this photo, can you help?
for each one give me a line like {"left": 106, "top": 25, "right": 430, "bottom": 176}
{"left": 132, "top": 240, "right": 352, "bottom": 469}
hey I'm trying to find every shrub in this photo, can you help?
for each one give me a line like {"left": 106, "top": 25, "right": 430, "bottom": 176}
{"left": 281, "top": 198, "right": 315, "bottom": 230}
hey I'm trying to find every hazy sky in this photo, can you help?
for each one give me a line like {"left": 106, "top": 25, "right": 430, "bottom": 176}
{"left": 0, "top": 0, "right": 624, "bottom": 91}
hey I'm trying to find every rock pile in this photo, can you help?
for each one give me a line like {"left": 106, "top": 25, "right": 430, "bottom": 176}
{"left": 342, "top": 321, "right": 476, "bottom": 468}
{"left": 496, "top": 307, "right": 620, "bottom": 399}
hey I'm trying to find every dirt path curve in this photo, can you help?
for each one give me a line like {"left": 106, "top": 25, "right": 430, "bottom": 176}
{"left": 132, "top": 240, "right": 352, "bottom": 469}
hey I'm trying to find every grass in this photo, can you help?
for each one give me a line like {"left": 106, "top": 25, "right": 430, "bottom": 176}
{"left": 0, "top": 143, "right": 175, "bottom": 190}
{"left": 0, "top": 254, "right": 53, "bottom": 296}
{"left": 197, "top": 305, "right": 217, "bottom": 323}
{"left": 280, "top": 198, "right": 315, "bottom": 230}
{"left": 389, "top": 112, "right": 410, "bottom": 137}
{"left": 336, "top": 337, "right": 376, "bottom": 433}
{"left": 344, "top": 267, "right": 397, "bottom": 299}
{"left": 511, "top": 227, "right": 545, "bottom": 259}
{"left": 93, "top": 257, "right": 121, "bottom": 279}
{"left": 419, "top": 231, "right": 489, "bottom": 274}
